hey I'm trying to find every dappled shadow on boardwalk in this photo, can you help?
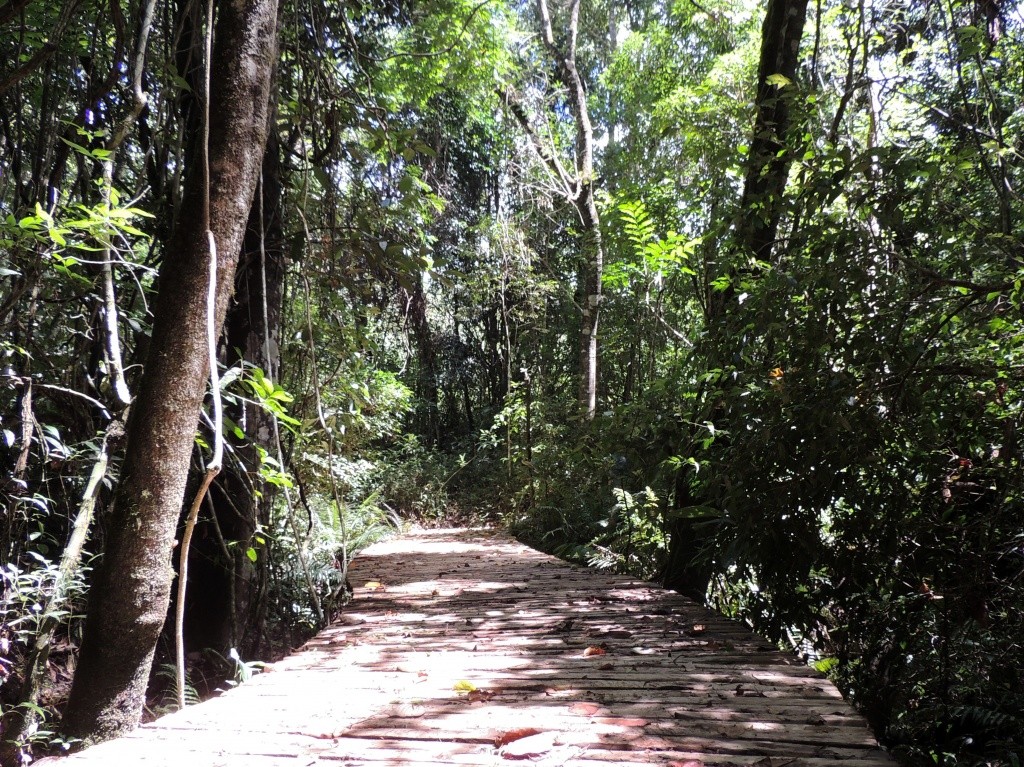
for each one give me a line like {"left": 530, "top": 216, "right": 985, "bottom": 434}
{"left": 41, "top": 528, "right": 892, "bottom": 766}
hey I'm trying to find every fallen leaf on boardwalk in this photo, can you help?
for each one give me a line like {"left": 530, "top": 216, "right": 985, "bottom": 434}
{"left": 583, "top": 646, "right": 606, "bottom": 657}
{"left": 498, "top": 731, "right": 558, "bottom": 759}
{"left": 453, "top": 680, "right": 478, "bottom": 693}
{"left": 568, "top": 702, "right": 601, "bottom": 716}
{"left": 667, "top": 761, "right": 704, "bottom": 767}
{"left": 363, "top": 581, "right": 384, "bottom": 590}
{"left": 598, "top": 663, "right": 614, "bottom": 671}
{"left": 468, "top": 689, "right": 496, "bottom": 702}
{"left": 494, "top": 727, "right": 543, "bottom": 748}
{"left": 688, "top": 624, "right": 706, "bottom": 635}
{"left": 734, "top": 685, "right": 766, "bottom": 698}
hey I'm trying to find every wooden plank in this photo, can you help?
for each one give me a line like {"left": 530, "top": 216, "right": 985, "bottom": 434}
{"left": 39, "top": 528, "right": 893, "bottom": 766}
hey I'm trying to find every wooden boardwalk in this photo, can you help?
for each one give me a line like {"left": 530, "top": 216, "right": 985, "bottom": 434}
{"left": 41, "top": 528, "right": 893, "bottom": 766}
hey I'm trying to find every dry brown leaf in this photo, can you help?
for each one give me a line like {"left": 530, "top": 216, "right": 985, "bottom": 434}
{"left": 494, "top": 727, "right": 543, "bottom": 748}
{"left": 498, "top": 731, "right": 558, "bottom": 759}
{"left": 689, "top": 624, "right": 706, "bottom": 635}
{"left": 583, "top": 646, "right": 607, "bottom": 657}
{"left": 468, "top": 689, "right": 496, "bottom": 702}
{"left": 568, "top": 702, "right": 602, "bottom": 716}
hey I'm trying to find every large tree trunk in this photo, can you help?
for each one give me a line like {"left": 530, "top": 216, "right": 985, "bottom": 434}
{"left": 736, "top": 0, "right": 810, "bottom": 262}
{"left": 61, "top": 0, "right": 279, "bottom": 743}
{"left": 668, "top": 0, "right": 809, "bottom": 595}
{"left": 189, "top": 128, "right": 286, "bottom": 657}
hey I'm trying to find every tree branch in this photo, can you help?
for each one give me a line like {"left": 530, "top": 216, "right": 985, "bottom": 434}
{"left": 0, "top": 0, "right": 84, "bottom": 97}
{"left": 497, "top": 88, "right": 575, "bottom": 198}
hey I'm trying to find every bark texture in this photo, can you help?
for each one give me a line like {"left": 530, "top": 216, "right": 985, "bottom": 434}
{"left": 61, "top": 0, "right": 279, "bottom": 742}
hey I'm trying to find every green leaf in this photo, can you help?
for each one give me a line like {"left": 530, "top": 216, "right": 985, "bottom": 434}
{"left": 59, "top": 137, "right": 92, "bottom": 157}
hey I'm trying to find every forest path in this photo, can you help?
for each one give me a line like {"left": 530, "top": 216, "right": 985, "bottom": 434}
{"left": 43, "top": 528, "right": 892, "bottom": 766}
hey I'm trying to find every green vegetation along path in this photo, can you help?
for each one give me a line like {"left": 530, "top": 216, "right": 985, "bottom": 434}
{"left": 41, "top": 528, "right": 893, "bottom": 766}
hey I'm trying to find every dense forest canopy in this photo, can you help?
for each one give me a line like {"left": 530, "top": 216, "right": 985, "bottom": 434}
{"left": 2, "top": 0, "right": 1023, "bottom": 764}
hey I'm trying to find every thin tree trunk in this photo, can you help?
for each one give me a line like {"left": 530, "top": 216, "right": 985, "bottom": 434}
{"left": 0, "top": 431, "right": 115, "bottom": 765}
{"left": 534, "top": 0, "right": 604, "bottom": 418}
{"left": 404, "top": 280, "right": 440, "bottom": 445}
{"left": 61, "top": 0, "right": 279, "bottom": 743}
{"left": 576, "top": 188, "right": 602, "bottom": 416}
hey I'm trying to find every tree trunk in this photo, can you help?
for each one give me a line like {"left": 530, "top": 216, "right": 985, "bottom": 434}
{"left": 535, "top": 0, "right": 603, "bottom": 418}
{"left": 501, "top": 0, "right": 604, "bottom": 418}
{"left": 668, "top": 0, "right": 809, "bottom": 594}
{"left": 735, "top": 0, "right": 810, "bottom": 262}
{"left": 61, "top": 0, "right": 279, "bottom": 743}
{"left": 576, "top": 186, "right": 602, "bottom": 417}
{"left": 190, "top": 128, "right": 285, "bottom": 657}
{"left": 404, "top": 280, "right": 441, "bottom": 446}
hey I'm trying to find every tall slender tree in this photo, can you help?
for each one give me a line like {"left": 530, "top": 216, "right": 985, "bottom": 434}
{"left": 503, "top": 0, "right": 604, "bottom": 418}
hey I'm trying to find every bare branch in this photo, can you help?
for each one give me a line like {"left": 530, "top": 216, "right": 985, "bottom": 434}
{"left": 497, "top": 88, "right": 576, "bottom": 198}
